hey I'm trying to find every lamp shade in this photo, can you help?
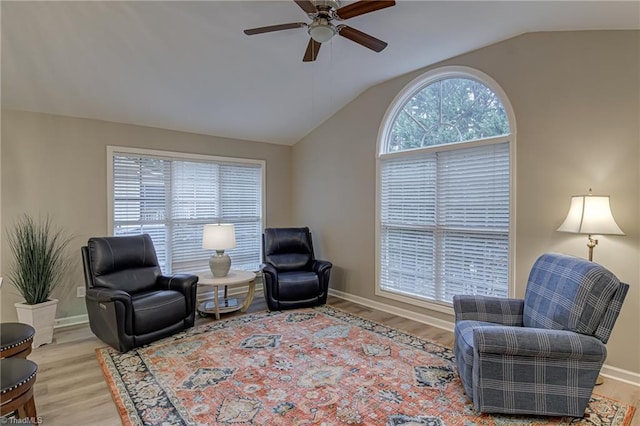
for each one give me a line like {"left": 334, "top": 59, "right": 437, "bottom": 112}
{"left": 557, "top": 194, "right": 624, "bottom": 235}
{"left": 202, "top": 224, "right": 236, "bottom": 250}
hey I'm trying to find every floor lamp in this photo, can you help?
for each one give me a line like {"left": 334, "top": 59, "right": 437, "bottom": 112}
{"left": 557, "top": 189, "right": 624, "bottom": 385}
{"left": 557, "top": 190, "right": 624, "bottom": 262}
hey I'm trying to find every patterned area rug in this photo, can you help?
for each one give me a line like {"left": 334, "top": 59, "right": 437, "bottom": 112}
{"left": 97, "top": 306, "right": 635, "bottom": 425}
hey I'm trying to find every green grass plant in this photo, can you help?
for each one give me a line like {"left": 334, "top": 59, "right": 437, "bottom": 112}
{"left": 7, "top": 214, "right": 72, "bottom": 305}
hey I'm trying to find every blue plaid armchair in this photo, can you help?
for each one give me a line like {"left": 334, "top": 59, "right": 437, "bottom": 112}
{"left": 453, "top": 253, "right": 628, "bottom": 417}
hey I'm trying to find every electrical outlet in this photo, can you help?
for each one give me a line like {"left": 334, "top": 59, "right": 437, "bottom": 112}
{"left": 77, "top": 286, "right": 86, "bottom": 298}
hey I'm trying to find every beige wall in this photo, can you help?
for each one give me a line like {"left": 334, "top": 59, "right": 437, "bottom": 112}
{"left": 1, "top": 30, "right": 638, "bottom": 375}
{"left": 1, "top": 110, "right": 292, "bottom": 321}
{"left": 292, "top": 31, "right": 640, "bottom": 373}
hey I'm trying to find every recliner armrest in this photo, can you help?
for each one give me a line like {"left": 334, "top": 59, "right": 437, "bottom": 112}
{"left": 261, "top": 263, "right": 278, "bottom": 279}
{"left": 453, "top": 295, "right": 524, "bottom": 326}
{"left": 473, "top": 326, "right": 606, "bottom": 360}
{"left": 157, "top": 274, "right": 198, "bottom": 294}
{"left": 312, "top": 260, "right": 332, "bottom": 275}
{"left": 157, "top": 274, "right": 198, "bottom": 317}
{"left": 86, "top": 287, "right": 131, "bottom": 304}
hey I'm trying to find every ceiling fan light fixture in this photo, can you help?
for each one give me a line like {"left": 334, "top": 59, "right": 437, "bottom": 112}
{"left": 308, "top": 19, "right": 336, "bottom": 43}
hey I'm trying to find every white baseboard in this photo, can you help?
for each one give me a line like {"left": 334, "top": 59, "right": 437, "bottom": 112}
{"left": 600, "top": 364, "right": 640, "bottom": 387}
{"left": 328, "top": 288, "right": 640, "bottom": 387}
{"left": 329, "top": 288, "right": 454, "bottom": 332}
{"left": 54, "top": 314, "right": 89, "bottom": 329}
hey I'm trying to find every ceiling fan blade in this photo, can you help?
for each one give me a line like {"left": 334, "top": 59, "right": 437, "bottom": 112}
{"left": 303, "top": 38, "right": 322, "bottom": 62}
{"left": 335, "top": 0, "right": 395, "bottom": 20}
{"left": 338, "top": 25, "right": 387, "bottom": 52}
{"left": 294, "top": 0, "right": 317, "bottom": 14}
{"left": 244, "top": 22, "right": 306, "bottom": 35}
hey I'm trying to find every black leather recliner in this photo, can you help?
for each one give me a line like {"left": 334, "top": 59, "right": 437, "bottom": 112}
{"left": 261, "top": 227, "right": 332, "bottom": 311}
{"left": 81, "top": 234, "right": 198, "bottom": 352}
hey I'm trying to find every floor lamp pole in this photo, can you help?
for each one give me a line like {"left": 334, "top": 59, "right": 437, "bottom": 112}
{"left": 587, "top": 235, "right": 597, "bottom": 262}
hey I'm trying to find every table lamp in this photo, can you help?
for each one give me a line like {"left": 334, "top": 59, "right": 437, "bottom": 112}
{"left": 557, "top": 189, "right": 624, "bottom": 261}
{"left": 202, "top": 224, "right": 236, "bottom": 277}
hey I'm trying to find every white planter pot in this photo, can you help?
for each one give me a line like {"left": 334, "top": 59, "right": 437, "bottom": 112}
{"left": 14, "top": 299, "right": 58, "bottom": 348}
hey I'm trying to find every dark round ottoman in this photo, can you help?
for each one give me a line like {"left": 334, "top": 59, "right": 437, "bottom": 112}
{"left": 0, "top": 357, "right": 38, "bottom": 420}
{"left": 1, "top": 323, "right": 36, "bottom": 358}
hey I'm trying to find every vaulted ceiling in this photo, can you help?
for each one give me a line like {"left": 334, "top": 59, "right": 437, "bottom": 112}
{"left": 2, "top": 1, "right": 638, "bottom": 145}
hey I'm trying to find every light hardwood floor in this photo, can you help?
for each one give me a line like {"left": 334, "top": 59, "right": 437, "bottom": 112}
{"left": 23, "top": 295, "right": 639, "bottom": 425}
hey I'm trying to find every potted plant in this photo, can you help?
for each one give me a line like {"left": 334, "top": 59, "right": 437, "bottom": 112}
{"left": 7, "top": 214, "right": 72, "bottom": 348}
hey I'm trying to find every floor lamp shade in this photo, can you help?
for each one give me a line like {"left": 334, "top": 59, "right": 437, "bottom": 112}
{"left": 202, "top": 224, "right": 236, "bottom": 277}
{"left": 557, "top": 193, "right": 624, "bottom": 261}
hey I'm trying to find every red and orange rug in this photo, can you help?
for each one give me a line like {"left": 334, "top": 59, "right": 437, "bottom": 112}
{"left": 97, "top": 306, "right": 635, "bottom": 425}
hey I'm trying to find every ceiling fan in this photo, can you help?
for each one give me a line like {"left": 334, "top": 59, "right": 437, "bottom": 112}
{"left": 243, "top": 0, "right": 396, "bottom": 62}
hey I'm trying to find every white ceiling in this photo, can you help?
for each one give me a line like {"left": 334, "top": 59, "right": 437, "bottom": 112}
{"left": 2, "top": 1, "right": 639, "bottom": 145}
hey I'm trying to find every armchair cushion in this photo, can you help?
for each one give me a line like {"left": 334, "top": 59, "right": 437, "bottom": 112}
{"left": 131, "top": 290, "right": 186, "bottom": 335}
{"left": 89, "top": 235, "right": 161, "bottom": 294}
{"left": 264, "top": 228, "right": 314, "bottom": 271}
{"left": 94, "top": 267, "right": 160, "bottom": 294}
{"left": 277, "top": 272, "right": 320, "bottom": 302}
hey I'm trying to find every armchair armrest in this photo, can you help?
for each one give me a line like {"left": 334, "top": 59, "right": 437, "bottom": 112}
{"left": 260, "top": 263, "right": 278, "bottom": 279}
{"left": 473, "top": 326, "right": 606, "bottom": 360}
{"left": 157, "top": 274, "right": 198, "bottom": 294}
{"left": 86, "top": 287, "right": 131, "bottom": 304}
{"left": 85, "top": 287, "right": 134, "bottom": 350}
{"left": 312, "top": 260, "right": 332, "bottom": 276}
{"left": 157, "top": 274, "right": 198, "bottom": 315}
{"left": 261, "top": 263, "right": 279, "bottom": 306}
{"left": 453, "top": 295, "right": 524, "bottom": 326}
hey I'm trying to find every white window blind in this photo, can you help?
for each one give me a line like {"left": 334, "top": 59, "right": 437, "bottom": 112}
{"left": 380, "top": 154, "right": 437, "bottom": 300}
{"left": 379, "top": 142, "right": 510, "bottom": 305}
{"left": 377, "top": 69, "right": 513, "bottom": 309}
{"left": 111, "top": 150, "right": 263, "bottom": 274}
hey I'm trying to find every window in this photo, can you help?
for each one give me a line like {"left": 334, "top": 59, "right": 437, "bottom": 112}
{"left": 376, "top": 67, "right": 515, "bottom": 313}
{"left": 108, "top": 147, "right": 264, "bottom": 274}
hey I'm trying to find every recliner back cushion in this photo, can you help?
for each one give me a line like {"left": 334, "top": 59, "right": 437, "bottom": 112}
{"left": 523, "top": 253, "right": 621, "bottom": 336}
{"left": 88, "top": 234, "right": 161, "bottom": 294}
{"left": 264, "top": 228, "right": 313, "bottom": 272}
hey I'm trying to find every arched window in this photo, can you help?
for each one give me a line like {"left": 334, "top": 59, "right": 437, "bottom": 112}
{"left": 376, "top": 66, "right": 515, "bottom": 313}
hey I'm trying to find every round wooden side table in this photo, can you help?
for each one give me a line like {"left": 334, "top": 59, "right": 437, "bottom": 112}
{"left": 197, "top": 270, "right": 257, "bottom": 320}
